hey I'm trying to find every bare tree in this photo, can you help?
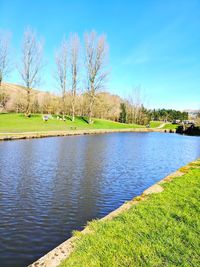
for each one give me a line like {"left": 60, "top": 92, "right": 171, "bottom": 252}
{"left": 69, "top": 34, "right": 80, "bottom": 122}
{"left": 126, "top": 87, "right": 150, "bottom": 125}
{"left": 84, "top": 31, "right": 108, "bottom": 123}
{"left": 19, "top": 28, "right": 43, "bottom": 116}
{"left": 55, "top": 37, "right": 68, "bottom": 116}
{"left": 128, "top": 87, "right": 143, "bottom": 124}
{"left": 0, "top": 31, "right": 10, "bottom": 87}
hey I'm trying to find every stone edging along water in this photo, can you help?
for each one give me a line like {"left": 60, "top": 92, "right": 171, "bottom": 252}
{"left": 0, "top": 128, "right": 172, "bottom": 141}
{"left": 28, "top": 158, "right": 199, "bottom": 267}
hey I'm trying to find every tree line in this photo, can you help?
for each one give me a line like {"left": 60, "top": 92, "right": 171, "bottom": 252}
{"left": 151, "top": 109, "right": 188, "bottom": 121}
{"left": 0, "top": 28, "right": 189, "bottom": 125}
{"left": 0, "top": 28, "right": 109, "bottom": 123}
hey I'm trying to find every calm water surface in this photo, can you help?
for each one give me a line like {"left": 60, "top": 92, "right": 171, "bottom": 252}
{"left": 0, "top": 132, "right": 200, "bottom": 267}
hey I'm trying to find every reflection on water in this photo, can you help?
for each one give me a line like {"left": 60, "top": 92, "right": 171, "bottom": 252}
{"left": 0, "top": 132, "right": 200, "bottom": 267}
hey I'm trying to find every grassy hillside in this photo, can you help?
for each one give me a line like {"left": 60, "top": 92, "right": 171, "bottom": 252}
{"left": 1, "top": 82, "right": 48, "bottom": 98}
{"left": 0, "top": 82, "right": 52, "bottom": 113}
{"left": 0, "top": 113, "right": 143, "bottom": 133}
{"left": 60, "top": 160, "right": 200, "bottom": 267}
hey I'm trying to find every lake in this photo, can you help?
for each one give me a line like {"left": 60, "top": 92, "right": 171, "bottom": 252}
{"left": 0, "top": 132, "right": 200, "bottom": 267}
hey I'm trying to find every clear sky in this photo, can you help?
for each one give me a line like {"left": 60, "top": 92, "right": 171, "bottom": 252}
{"left": 0, "top": 0, "right": 200, "bottom": 110}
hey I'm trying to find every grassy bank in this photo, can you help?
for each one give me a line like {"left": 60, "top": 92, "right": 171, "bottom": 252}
{"left": 60, "top": 160, "right": 200, "bottom": 267}
{"left": 0, "top": 113, "right": 178, "bottom": 134}
{"left": 149, "top": 121, "right": 163, "bottom": 128}
{"left": 149, "top": 121, "right": 179, "bottom": 130}
{"left": 163, "top": 123, "right": 179, "bottom": 130}
{"left": 0, "top": 113, "right": 143, "bottom": 133}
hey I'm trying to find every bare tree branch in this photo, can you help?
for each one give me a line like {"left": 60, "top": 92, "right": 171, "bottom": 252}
{"left": 0, "top": 30, "right": 11, "bottom": 86}
{"left": 18, "top": 28, "right": 43, "bottom": 115}
{"left": 84, "top": 31, "right": 109, "bottom": 123}
{"left": 69, "top": 33, "right": 80, "bottom": 121}
{"left": 55, "top": 37, "right": 68, "bottom": 115}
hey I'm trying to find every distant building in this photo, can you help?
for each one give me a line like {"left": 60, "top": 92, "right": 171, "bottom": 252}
{"left": 172, "top": 119, "right": 181, "bottom": 124}
{"left": 182, "top": 120, "right": 195, "bottom": 125}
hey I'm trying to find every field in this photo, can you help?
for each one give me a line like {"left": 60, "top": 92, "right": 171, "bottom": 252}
{"left": 0, "top": 113, "right": 144, "bottom": 133}
{"left": 0, "top": 113, "right": 180, "bottom": 133}
{"left": 163, "top": 123, "right": 179, "bottom": 130}
{"left": 60, "top": 160, "right": 200, "bottom": 267}
{"left": 149, "top": 121, "right": 163, "bottom": 128}
{"left": 150, "top": 121, "right": 179, "bottom": 130}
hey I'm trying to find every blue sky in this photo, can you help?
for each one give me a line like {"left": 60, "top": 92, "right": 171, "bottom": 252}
{"left": 0, "top": 0, "right": 199, "bottom": 110}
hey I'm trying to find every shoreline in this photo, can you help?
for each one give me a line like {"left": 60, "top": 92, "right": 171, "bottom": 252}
{"left": 0, "top": 128, "right": 172, "bottom": 141}
{"left": 29, "top": 158, "right": 199, "bottom": 267}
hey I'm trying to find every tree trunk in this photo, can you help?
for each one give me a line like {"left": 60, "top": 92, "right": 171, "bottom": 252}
{"left": 88, "top": 97, "right": 94, "bottom": 124}
{"left": 71, "top": 89, "right": 76, "bottom": 122}
{"left": 72, "top": 101, "right": 75, "bottom": 122}
{"left": 62, "top": 94, "right": 66, "bottom": 116}
{"left": 25, "top": 88, "right": 31, "bottom": 116}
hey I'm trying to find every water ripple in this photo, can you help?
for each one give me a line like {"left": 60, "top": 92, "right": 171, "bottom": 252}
{"left": 0, "top": 133, "right": 200, "bottom": 267}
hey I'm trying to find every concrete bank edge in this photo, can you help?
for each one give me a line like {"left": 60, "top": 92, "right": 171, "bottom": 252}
{"left": 0, "top": 128, "right": 172, "bottom": 141}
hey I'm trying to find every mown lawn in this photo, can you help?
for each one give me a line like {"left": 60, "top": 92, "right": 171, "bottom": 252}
{"left": 60, "top": 160, "right": 200, "bottom": 267}
{"left": 163, "top": 123, "right": 179, "bottom": 130}
{"left": 150, "top": 121, "right": 163, "bottom": 128}
{"left": 0, "top": 113, "right": 143, "bottom": 133}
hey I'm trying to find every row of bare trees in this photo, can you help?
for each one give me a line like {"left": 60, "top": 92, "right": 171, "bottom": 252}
{"left": 0, "top": 30, "right": 10, "bottom": 86}
{"left": 54, "top": 31, "right": 108, "bottom": 123}
{"left": 4, "top": 90, "right": 121, "bottom": 121}
{"left": 0, "top": 28, "right": 155, "bottom": 125}
{"left": 55, "top": 35, "right": 79, "bottom": 122}
{"left": 0, "top": 28, "right": 108, "bottom": 123}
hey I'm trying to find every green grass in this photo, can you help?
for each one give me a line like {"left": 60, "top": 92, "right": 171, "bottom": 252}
{"left": 60, "top": 162, "right": 200, "bottom": 267}
{"left": 0, "top": 113, "right": 144, "bottom": 133}
{"left": 163, "top": 123, "right": 179, "bottom": 130}
{"left": 150, "top": 121, "right": 163, "bottom": 128}
{"left": 150, "top": 122, "right": 179, "bottom": 130}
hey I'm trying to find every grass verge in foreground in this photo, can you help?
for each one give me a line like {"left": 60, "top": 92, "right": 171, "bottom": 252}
{"left": 60, "top": 161, "right": 200, "bottom": 267}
